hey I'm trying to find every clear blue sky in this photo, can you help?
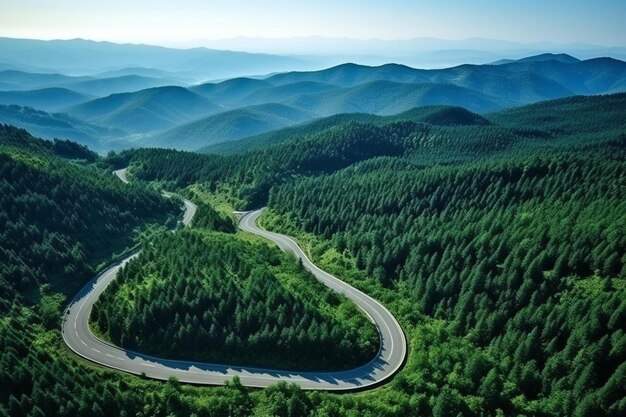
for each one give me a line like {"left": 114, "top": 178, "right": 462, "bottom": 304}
{"left": 1, "top": 0, "right": 624, "bottom": 46}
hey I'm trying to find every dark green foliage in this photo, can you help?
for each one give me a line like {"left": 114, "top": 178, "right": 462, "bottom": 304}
{"left": 92, "top": 229, "right": 378, "bottom": 370}
{"left": 117, "top": 94, "right": 626, "bottom": 210}
{"left": 2, "top": 89, "right": 625, "bottom": 416}
{"left": 0, "top": 124, "right": 97, "bottom": 161}
{"left": 50, "top": 138, "right": 98, "bottom": 161}
{"left": 0, "top": 125, "right": 179, "bottom": 299}
{"left": 267, "top": 144, "right": 625, "bottom": 414}
{"left": 489, "top": 93, "right": 626, "bottom": 141}
{"left": 202, "top": 105, "right": 489, "bottom": 155}
{"left": 119, "top": 121, "right": 421, "bottom": 207}
{"left": 191, "top": 202, "right": 235, "bottom": 233}
{"left": 0, "top": 307, "right": 258, "bottom": 417}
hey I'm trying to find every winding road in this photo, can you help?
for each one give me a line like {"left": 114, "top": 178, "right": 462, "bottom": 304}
{"left": 62, "top": 169, "right": 406, "bottom": 390}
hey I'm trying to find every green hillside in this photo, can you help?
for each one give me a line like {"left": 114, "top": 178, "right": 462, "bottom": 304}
{"left": 93, "top": 228, "right": 377, "bottom": 370}
{"left": 267, "top": 150, "right": 624, "bottom": 417}
{"left": 0, "top": 80, "right": 624, "bottom": 417}
{"left": 103, "top": 91, "right": 626, "bottom": 416}
{"left": 124, "top": 94, "right": 621, "bottom": 207}
{"left": 202, "top": 105, "right": 489, "bottom": 154}
{"left": 488, "top": 93, "right": 626, "bottom": 138}
{"left": 0, "top": 124, "right": 179, "bottom": 299}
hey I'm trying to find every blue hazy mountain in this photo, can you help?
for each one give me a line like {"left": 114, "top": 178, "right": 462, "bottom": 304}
{"left": 280, "top": 81, "right": 502, "bottom": 115}
{"left": 0, "top": 88, "right": 93, "bottom": 112}
{"left": 0, "top": 70, "right": 91, "bottom": 91}
{"left": 65, "top": 86, "right": 219, "bottom": 134}
{"left": 138, "top": 81, "right": 499, "bottom": 151}
{"left": 0, "top": 37, "right": 315, "bottom": 82}
{"left": 190, "top": 78, "right": 273, "bottom": 106}
{"left": 0, "top": 70, "right": 180, "bottom": 96}
{"left": 1, "top": 51, "right": 624, "bottom": 151}
{"left": 491, "top": 53, "right": 582, "bottom": 65}
{"left": 0, "top": 104, "right": 127, "bottom": 151}
{"left": 266, "top": 59, "right": 626, "bottom": 99}
{"left": 145, "top": 103, "right": 312, "bottom": 150}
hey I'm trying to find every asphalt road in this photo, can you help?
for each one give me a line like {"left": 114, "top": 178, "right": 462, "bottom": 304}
{"left": 62, "top": 171, "right": 406, "bottom": 390}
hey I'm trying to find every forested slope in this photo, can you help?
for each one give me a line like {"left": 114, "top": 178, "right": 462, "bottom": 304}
{"left": 103, "top": 94, "right": 625, "bottom": 415}
{"left": 0, "top": 125, "right": 220, "bottom": 417}
{"left": 0, "top": 125, "right": 179, "bottom": 300}
{"left": 201, "top": 105, "right": 489, "bottom": 155}
{"left": 262, "top": 113, "right": 626, "bottom": 414}
{"left": 113, "top": 94, "right": 626, "bottom": 209}
{"left": 2, "top": 92, "right": 624, "bottom": 416}
{"left": 92, "top": 226, "right": 378, "bottom": 370}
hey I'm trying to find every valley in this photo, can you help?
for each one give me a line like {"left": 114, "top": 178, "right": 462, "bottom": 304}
{"left": 0, "top": 25, "right": 624, "bottom": 417}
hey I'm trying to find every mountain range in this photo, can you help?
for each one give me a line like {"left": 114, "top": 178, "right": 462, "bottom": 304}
{"left": 0, "top": 48, "right": 625, "bottom": 152}
{"left": 0, "top": 37, "right": 316, "bottom": 83}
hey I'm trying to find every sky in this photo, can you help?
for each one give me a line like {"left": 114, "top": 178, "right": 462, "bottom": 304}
{"left": 1, "top": 0, "right": 625, "bottom": 47}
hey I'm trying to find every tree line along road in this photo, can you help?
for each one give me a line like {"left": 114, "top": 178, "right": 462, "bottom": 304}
{"left": 61, "top": 168, "right": 407, "bottom": 390}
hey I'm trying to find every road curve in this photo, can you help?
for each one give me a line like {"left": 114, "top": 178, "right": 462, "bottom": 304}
{"left": 62, "top": 171, "right": 406, "bottom": 390}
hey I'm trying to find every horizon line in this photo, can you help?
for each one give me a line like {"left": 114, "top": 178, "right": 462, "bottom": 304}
{"left": 1, "top": 34, "right": 625, "bottom": 50}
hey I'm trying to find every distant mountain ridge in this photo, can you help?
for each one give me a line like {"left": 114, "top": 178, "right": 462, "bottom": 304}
{"left": 491, "top": 53, "right": 581, "bottom": 65}
{"left": 0, "top": 104, "right": 126, "bottom": 151}
{"left": 140, "top": 56, "right": 625, "bottom": 150}
{"left": 0, "top": 88, "right": 93, "bottom": 112}
{"left": 147, "top": 103, "right": 312, "bottom": 150}
{"left": 65, "top": 86, "right": 219, "bottom": 134}
{"left": 0, "top": 37, "right": 316, "bottom": 82}
{"left": 1, "top": 51, "right": 625, "bottom": 151}
{"left": 0, "top": 69, "right": 180, "bottom": 96}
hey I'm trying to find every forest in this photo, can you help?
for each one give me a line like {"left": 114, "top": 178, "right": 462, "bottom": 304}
{"left": 105, "top": 93, "right": 624, "bottom": 416}
{"left": 110, "top": 94, "right": 626, "bottom": 209}
{"left": 92, "top": 226, "right": 378, "bottom": 370}
{"left": 266, "top": 150, "right": 625, "bottom": 415}
{"left": 1, "top": 93, "right": 625, "bottom": 417}
{"left": 0, "top": 124, "right": 179, "bottom": 301}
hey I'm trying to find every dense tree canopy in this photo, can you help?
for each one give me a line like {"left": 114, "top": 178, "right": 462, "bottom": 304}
{"left": 93, "top": 227, "right": 378, "bottom": 370}
{"left": 2, "top": 94, "right": 625, "bottom": 416}
{"left": 112, "top": 93, "right": 626, "bottom": 210}
{"left": 264, "top": 130, "right": 625, "bottom": 414}
{"left": 0, "top": 125, "right": 179, "bottom": 300}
